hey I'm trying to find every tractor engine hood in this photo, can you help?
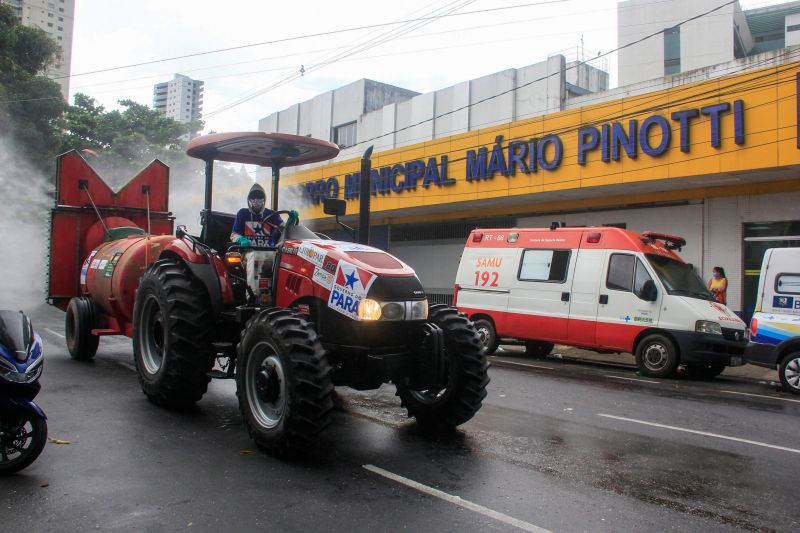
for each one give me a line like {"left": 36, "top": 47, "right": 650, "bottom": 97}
{"left": 281, "top": 239, "right": 427, "bottom": 320}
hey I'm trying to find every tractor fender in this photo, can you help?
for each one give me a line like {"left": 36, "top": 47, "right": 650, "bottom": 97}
{"left": 159, "top": 241, "right": 234, "bottom": 318}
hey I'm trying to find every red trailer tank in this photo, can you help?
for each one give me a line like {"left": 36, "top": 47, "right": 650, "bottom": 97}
{"left": 80, "top": 234, "right": 175, "bottom": 330}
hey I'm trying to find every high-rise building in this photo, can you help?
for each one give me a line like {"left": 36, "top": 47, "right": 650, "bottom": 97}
{"left": 1, "top": 0, "right": 76, "bottom": 99}
{"left": 152, "top": 74, "right": 204, "bottom": 124}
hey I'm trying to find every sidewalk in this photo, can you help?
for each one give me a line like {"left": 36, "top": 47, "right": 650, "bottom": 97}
{"left": 497, "top": 344, "right": 779, "bottom": 384}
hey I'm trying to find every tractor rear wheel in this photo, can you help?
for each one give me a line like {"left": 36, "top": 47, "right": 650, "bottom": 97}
{"left": 236, "top": 308, "right": 334, "bottom": 456}
{"left": 396, "top": 305, "right": 490, "bottom": 429}
{"left": 65, "top": 297, "right": 99, "bottom": 360}
{"left": 132, "top": 259, "right": 215, "bottom": 408}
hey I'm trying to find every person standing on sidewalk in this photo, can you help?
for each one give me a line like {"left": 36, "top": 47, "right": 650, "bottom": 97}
{"left": 708, "top": 266, "right": 728, "bottom": 305}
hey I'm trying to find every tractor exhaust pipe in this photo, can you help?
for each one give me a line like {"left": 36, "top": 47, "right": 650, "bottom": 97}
{"left": 358, "top": 145, "right": 374, "bottom": 245}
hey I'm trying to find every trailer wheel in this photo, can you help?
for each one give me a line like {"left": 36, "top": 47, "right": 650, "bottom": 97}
{"left": 396, "top": 305, "right": 490, "bottom": 429}
{"left": 133, "top": 259, "right": 215, "bottom": 408}
{"left": 65, "top": 297, "right": 99, "bottom": 360}
{"left": 779, "top": 351, "right": 800, "bottom": 395}
{"left": 635, "top": 334, "right": 679, "bottom": 378}
{"left": 236, "top": 308, "right": 334, "bottom": 455}
{"left": 473, "top": 318, "right": 499, "bottom": 356}
{"left": 525, "top": 341, "right": 554, "bottom": 358}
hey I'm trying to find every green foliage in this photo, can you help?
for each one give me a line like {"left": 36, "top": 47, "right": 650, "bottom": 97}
{"left": 0, "top": 3, "right": 65, "bottom": 171}
{"left": 59, "top": 93, "right": 205, "bottom": 184}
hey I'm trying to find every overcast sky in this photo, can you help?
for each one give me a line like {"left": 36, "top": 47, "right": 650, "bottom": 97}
{"left": 68, "top": 0, "right": 784, "bottom": 135}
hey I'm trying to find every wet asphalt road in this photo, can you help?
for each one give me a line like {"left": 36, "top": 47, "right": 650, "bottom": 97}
{"left": 2, "top": 305, "right": 799, "bottom": 532}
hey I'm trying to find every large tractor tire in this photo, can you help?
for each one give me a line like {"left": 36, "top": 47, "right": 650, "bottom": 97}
{"left": 132, "top": 259, "right": 215, "bottom": 408}
{"left": 236, "top": 308, "right": 334, "bottom": 456}
{"left": 65, "top": 296, "right": 99, "bottom": 360}
{"left": 396, "top": 305, "right": 490, "bottom": 429}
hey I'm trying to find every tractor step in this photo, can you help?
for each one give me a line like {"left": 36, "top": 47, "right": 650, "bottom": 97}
{"left": 207, "top": 370, "right": 235, "bottom": 380}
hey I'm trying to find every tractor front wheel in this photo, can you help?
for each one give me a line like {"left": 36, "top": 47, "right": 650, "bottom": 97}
{"left": 132, "top": 259, "right": 215, "bottom": 408}
{"left": 236, "top": 308, "right": 334, "bottom": 455}
{"left": 396, "top": 305, "right": 490, "bottom": 429}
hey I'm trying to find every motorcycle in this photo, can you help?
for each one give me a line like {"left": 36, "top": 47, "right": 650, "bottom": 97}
{"left": 0, "top": 310, "right": 47, "bottom": 475}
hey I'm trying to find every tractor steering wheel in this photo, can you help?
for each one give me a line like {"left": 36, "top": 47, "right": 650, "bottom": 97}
{"left": 261, "top": 209, "right": 295, "bottom": 231}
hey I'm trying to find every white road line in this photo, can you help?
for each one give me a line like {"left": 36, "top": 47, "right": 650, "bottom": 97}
{"left": 494, "top": 360, "right": 554, "bottom": 371}
{"left": 720, "top": 390, "right": 800, "bottom": 404}
{"left": 118, "top": 361, "right": 137, "bottom": 372}
{"left": 363, "top": 464, "right": 550, "bottom": 533}
{"left": 605, "top": 375, "right": 660, "bottom": 384}
{"left": 598, "top": 413, "right": 800, "bottom": 455}
{"left": 43, "top": 328, "right": 65, "bottom": 339}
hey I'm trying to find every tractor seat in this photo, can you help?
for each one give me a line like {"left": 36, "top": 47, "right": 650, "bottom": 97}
{"left": 200, "top": 210, "right": 236, "bottom": 254}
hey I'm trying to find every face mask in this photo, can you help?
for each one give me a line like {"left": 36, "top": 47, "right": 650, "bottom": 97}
{"left": 248, "top": 198, "right": 265, "bottom": 213}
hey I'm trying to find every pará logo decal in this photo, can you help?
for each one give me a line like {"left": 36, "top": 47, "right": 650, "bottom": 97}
{"left": 327, "top": 260, "right": 378, "bottom": 320}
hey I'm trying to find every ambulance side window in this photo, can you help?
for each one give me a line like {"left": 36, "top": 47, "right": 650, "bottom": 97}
{"left": 775, "top": 273, "right": 800, "bottom": 295}
{"left": 633, "top": 259, "right": 653, "bottom": 295}
{"left": 518, "top": 249, "right": 571, "bottom": 283}
{"left": 607, "top": 254, "right": 635, "bottom": 291}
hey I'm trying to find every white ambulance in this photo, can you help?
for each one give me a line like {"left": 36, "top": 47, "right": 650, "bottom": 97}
{"left": 745, "top": 248, "right": 800, "bottom": 393}
{"left": 455, "top": 226, "right": 748, "bottom": 378}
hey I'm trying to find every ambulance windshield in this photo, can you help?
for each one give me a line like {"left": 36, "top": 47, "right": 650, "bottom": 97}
{"left": 646, "top": 254, "right": 712, "bottom": 301}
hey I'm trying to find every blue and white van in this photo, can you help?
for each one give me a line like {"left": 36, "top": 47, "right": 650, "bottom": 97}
{"left": 745, "top": 248, "right": 800, "bottom": 394}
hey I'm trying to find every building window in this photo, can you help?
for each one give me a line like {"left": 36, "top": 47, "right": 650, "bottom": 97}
{"left": 664, "top": 26, "right": 680, "bottom": 75}
{"left": 58, "top": 16, "right": 63, "bottom": 21}
{"left": 48, "top": 13, "right": 53, "bottom": 17}
{"left": 57, "top": 26, "right": 62, "bottom": 30}
{"left": 58, "top": 7, "right": 63, "bottom": 11}
{"left": 333, "top": 122, "right": 357, "bottom": 148}
{"left": 518, "top": 249, "right": 571, "bottom": 283}
{"left": 47, "top": 22, "right": 53, "bottom": 27}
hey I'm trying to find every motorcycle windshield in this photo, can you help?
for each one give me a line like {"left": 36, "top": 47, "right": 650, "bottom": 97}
{"left": 0, "top": 310, "right": 33, "bottom": 362}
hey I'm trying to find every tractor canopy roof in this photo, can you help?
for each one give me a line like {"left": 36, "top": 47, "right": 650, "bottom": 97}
{"left": 186, "top": 132, "right": 340, "bottom": 168}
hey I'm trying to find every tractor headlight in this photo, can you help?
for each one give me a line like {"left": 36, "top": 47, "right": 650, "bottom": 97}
{"left": 696, "top": 320, "right": 722, "bottom": 335}
{"left": 359, "top": 298, "right": 383, "bottom": 321}
{"left": 381, "top": 302, "right": 405, "bottom": 320}
{"left": 411, "top": 299, "right": 428, "bottom": 320}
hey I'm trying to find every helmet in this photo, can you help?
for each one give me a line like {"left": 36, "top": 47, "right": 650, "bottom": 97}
{"left": 247, "top": 183, "right": 266, "bottom": 215}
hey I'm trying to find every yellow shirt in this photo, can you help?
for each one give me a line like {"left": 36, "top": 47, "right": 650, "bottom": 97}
{"left": 709, "top": 277, "right": 727, "bottom": 303}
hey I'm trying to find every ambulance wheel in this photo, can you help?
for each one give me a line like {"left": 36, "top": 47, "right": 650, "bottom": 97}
{"left": 473, "top": 318, "right": 498, "bottom": 355}
{"left": 635, "top": 334, "right": 679, "bottom": 378}
{"left": 133, "top": 259, "right": 216, "bottom": 408}
{"left": 779, "top": 351, "right": 800, "bottom": 395}
{"left": 396, "top": 305, "right": 490, "bottom": 429}
{"left": 65, "top": 297, "right": 99, "bottom": 360}
{"left": 525, "top": 341, "right": 554, "bottom": 358}
{"left": 236, "top": 308, "right": 334, "bottom": 455}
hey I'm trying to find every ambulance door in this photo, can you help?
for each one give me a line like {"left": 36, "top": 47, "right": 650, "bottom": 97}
{"left": 455, "top": 246, "right": 516, "bottom": 332}
{"left": 596, "top": 253, "right": 662, "bottom": 352}
{"left": 505, "top": 247, "right": 573, "bottom": 343}
{"left": 566, "top": 248, "right": 605, "bottom": 346}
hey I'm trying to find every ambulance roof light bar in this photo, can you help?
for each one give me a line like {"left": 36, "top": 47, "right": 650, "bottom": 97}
{"left": 641, "top": 231, "right": 686, "bottom": 251}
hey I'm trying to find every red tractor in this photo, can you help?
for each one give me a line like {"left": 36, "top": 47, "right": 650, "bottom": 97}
{"left": 48, "top": 132, "right": 489, "bottom": 454}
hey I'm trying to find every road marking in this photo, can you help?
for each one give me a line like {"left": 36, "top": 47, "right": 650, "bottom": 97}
{"left": 598, "top": 413, "right": 800, "bottom": 455}
{"left": 494, "top": 360, "right": 554, "bottom": 371}
{"left": 720, "top": 390, "right": 800, "bottom": 404}
{"left": 363, "top": 464, "right": 550, "bottom": 533}
{"left": 605, "top": 375, "right": 660, "bottom": 384}
{"left": 118, "top": 361, "right": 137, "bottom": 372}
{"left": 44, "top": 328, "right": 65, "bottom": 339}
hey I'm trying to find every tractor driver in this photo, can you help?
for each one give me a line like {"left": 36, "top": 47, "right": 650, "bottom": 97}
{"left": 231, "top": 183, "right": 283, "bottom": 303}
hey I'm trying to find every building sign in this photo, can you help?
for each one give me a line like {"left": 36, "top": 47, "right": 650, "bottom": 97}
{"left": 285, "top": 64, "right": 800, "bottom": 217}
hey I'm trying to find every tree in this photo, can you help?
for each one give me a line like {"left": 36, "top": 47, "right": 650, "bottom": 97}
{"left": 0, "top": 3, "right": 66, "bottom": 171}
